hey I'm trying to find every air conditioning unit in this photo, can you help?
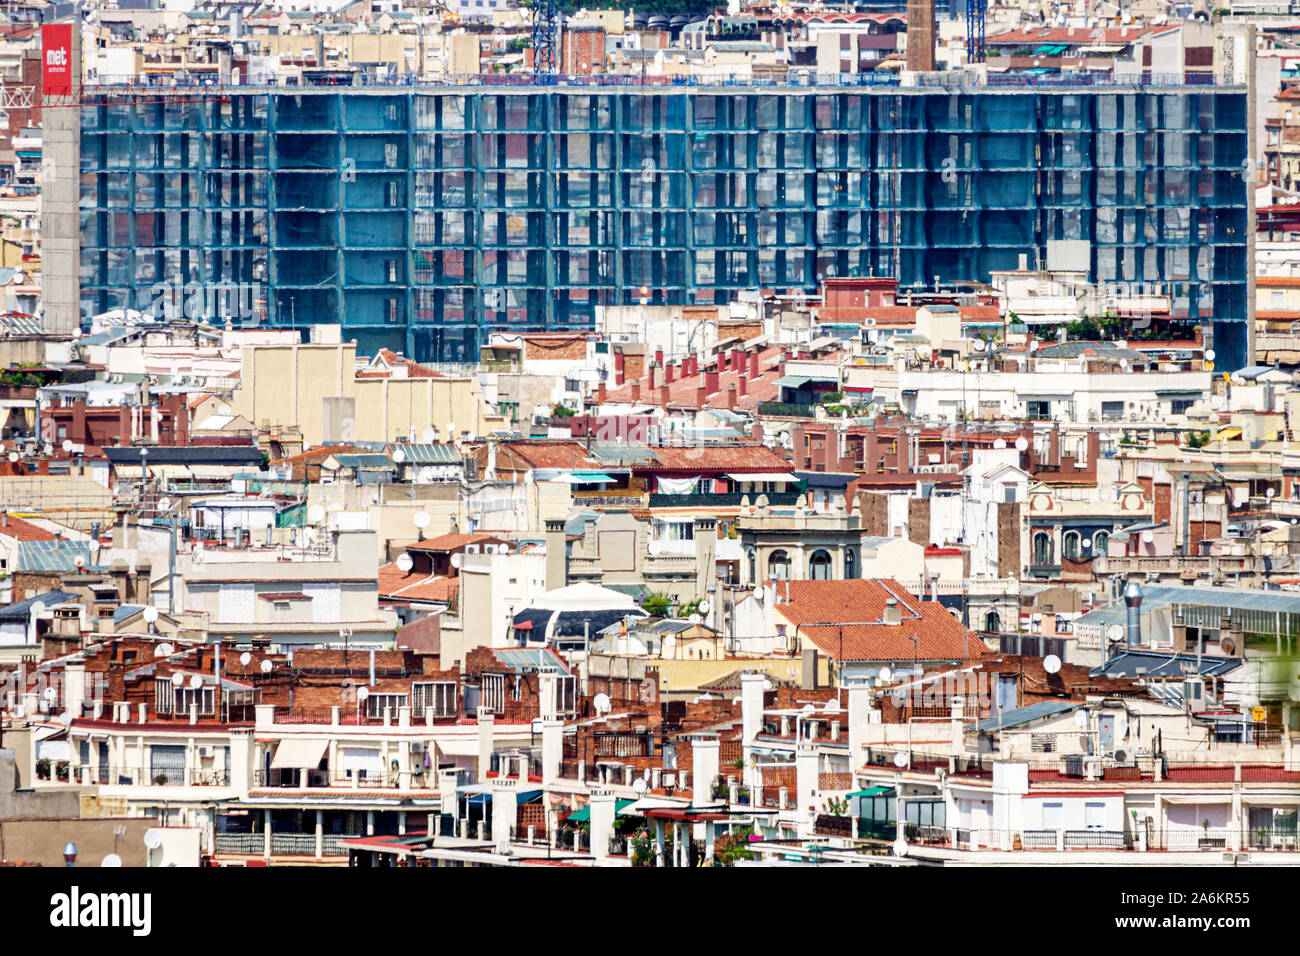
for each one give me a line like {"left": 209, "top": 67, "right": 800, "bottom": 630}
{"left": 198, "top": 745, "right": 214, "bottom": 758}
{"left": 1112, "top": 747, "right": 1133, "bottom": 766}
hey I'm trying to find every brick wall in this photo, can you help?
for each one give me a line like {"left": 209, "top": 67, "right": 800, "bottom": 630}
{"left": 524, "top": 336, "right": 588, "bottom": 361}
{"left": 858, "top": 491, "right": 888, "bottom": 537}
{"left": 997, "top": 502, "right": 1020, "bottom": 579}
{"left": 907, "top": 498, "right": 930, "bottom": 547}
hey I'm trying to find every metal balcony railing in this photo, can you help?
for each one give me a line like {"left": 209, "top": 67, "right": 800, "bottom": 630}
{"left": 214, "top": 832, "right": 264, "bottom": 855}
{"left": 270, "top": 833, "right": 318, "bottom": 857}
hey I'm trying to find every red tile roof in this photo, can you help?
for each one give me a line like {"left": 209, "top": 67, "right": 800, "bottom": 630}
{"left": 775, "top": 579, "right": 990, "bottom": 662}
{"left": 406, "top": 533, "right": 502, "bottom": 552}
{"left": 637, "top": 444, "right": 792, "bottom": 472}
{"left": 0, "top": 514, "right": 58, "bottom": 541}
{"left": 377, "top": 565, "right": 459, "bottom": 604}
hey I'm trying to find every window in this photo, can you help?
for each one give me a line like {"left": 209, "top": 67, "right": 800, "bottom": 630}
{"left": 1101, "top": 401, "right": 1125, "bottom": 421}
{"left": 481, "top": 673, "right": 506, "bottom": 714}
{"left": 364, "top": 692, "right": 408, "bottom": 718}
{"left": 1093, "top": 531, "right": 1109, "bottom": 556}
{"left": 412, "top": 681, "right": 457, "bottom": 719}
{"left": 1084, "top": 801, "right": 1105, "bottom": 830}
{"left": 1042, "top": 802, "right": 1063, "bottom": 830}
{"left": 1031, "top": 733, "right": 1055, "bottom": 753}
{"left": 984, "top": 611, "right": 1001, "bottom": 633}
{"left": 768, "top": 550, "right": 791, "bottom": 580}
{"left": 175, "top": 686, "right": 215, "bottom": 716}
{"left": 809, "top": 550, "right": 832, "bottom": 580}
{"left": 1032, "top": 532, "right": 1054, "bottom": 566}
{"left": 844, "top": 548, "right": 856, "bottom": 580}
{"left": 1062, "top": 531, "right": 1081, "bottom": 560}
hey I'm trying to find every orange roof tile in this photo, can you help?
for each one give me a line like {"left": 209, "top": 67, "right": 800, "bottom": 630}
{"left": 0, "top": 514, "right": 58, "bottom": 541}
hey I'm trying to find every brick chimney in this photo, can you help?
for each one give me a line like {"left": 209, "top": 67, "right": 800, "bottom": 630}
{"left": 659, "top": 384, "right": 671, "bottom": 406}
{"left": 738, "top": 374, "right": 748, "bottom": 398}
{"left": 696, "top": 384, "right": 708, "bottom": 408}
{"left": 749, "top": 352, "right": 760, "bottom": 378}
{"left": 664, "top": 362, "right": 675, "bottom": 385}
{"left": 597, "top": 382, "right": 607, "bottom": 404}
{"left": 655, "top": 349, "right": 664, "bottom": 368}
{"left": 631, "top": 379, "right": 641, "bottom": 402}
{"left": 751, "top": 421, "right": 765, "bottom": 443}
{"left": 647, "top": 363, "right": 657, "bottom": 391}
{"left": 705, "top": 369, "right": 720, "bottom": 395}
{"left": 726, "top": 383, "right": 738, "bottom": 410}
{"left": 731, "top": 348, "right": 744, "bottom": 372}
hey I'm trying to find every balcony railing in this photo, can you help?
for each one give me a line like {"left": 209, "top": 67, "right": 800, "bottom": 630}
{"left": 269, "top": 833, "right": 318, "bottom": 857}
{"left": 648, "top": 492, "right": 800, "bottom": 508}
{"left": 214, "top": 832, "right": 264, "bottom": 855}
{"left": 757, "top": 401, "right": 818, "bottom": 418}
{"left": 322, "top": 834, "right": 363, "bottom": 857}
{"left": 1063, "top": 830, "right": 1128, "bottom": 849}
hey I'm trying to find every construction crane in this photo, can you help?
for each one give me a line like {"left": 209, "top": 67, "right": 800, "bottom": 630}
{"left": 529, "top": 0, "right": 560, "bottom": 78}
{"left": 966, "top": 0, "right": 986, "bottom": 64}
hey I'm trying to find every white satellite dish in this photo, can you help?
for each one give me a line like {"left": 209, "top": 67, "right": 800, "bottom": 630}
{"left": 240, "top": 651, "right": 252, "bottom": 667}
{"left": 446, "top": 422, "right": 456, "bottom": 438}
{"left": 157, "top": 643, "right": 174, "bottom": 656}
{"left": 413, "top": 511, "right": 431, "bottom": 530}
{"left": 1043, "top": 654, "right": 1062, "bottom": 675}
{"left": 392, "top": 448, "right": 405, "bottom": 464}
{"left": 1107, "top": 623, "right": 1126, "bottom": 644}
{"left": 171, "top": 672, "right": 185, "bottom": 687}
{"left": 43, "top": 686, "right": 57, "bottom": 702}
{"left": 698, "top": 599, "right": 711, "bottom": 614}
{"left": 74, "top": 555, "right": 85, "bottom": 568}
{"left": 157, "top": 497, "right": 172, "bottom": 511}
{"left": 142, "top": 606, "right": 159, "bottom": 624}
{"left": 1141, "top": 530, "right": 1154, "bottom": 544}
{"left": 893, "top": 839, "right": 909, "bottom": 857}
{"left": 62, "top": 439, "right": 73, "bottom": 453}
{"left": 1075, "top": 709, "right": 1089, "bottom": 728}
{"left": 1205, "top": 349, "right": 1216, "bottom": 363}
{"left": 632, "top": 777, "right": 647, "bottom": 795}
{"left": 1014, "top": 437, "right": 1028, "bottom": 451}
{"left": 688, "top": 613, "right": 701, "bottom": 624}
{"left": 893, "top": 752, "right": 908, "bottom": 769}
{"left": 993, "top": 438, "right": 1006, "bottom": 449}
{"left": 260, "top": 659, "right": 273, "bottom": 674}
{"left": 101, "top": 854, "right": 123, "bottom": 867}
{"left": 143, "top": 830, "right": 163, "bottom": 851}
{"left": 189, "top": 674, "right": 203, "bottom": 690}
{"left": 593, "top": 692, "right": 611, "bottom": 714}
{"left": 396, "top": 553, "right": 414, "bottom": 573}
{"left": 308, "top": 504, "right": 326, "bottom": 524}
{"left": 7, "top": 451, "right": 17, "bottom": 463}
{"left": 878, "top": 667, "right": 893, "bottom": 684}
{"left": 753, "top": 585, "right": 766, "bottom": 603}
{"left": 450, "top": 553, "right": 463, "bottom": 570}
{"left": 422, "top": 427, "right": 436, "bottom": 443}
{"left": 357, "top": 687, "right": 370, "bottom": 702}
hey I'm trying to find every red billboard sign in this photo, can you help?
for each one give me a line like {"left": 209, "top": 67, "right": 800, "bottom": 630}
{"left": 41, "top": 24, "right": 74, "bottom": 97}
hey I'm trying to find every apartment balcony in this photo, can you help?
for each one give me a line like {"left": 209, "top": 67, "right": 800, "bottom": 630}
{"left": 213, "top": 831, "right": 364, "bottom": 859}
{"left": 1093, "top": 554, "right": 1270, "bottom": 578}
{"left": 756, "top": 401, "right": 819, "bottom": 418}
{"left": 648, "top": 492, "right": 800, "bottom": 508}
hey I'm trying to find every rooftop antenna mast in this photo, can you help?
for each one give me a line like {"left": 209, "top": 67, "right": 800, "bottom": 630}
{"left": 530, "top": 0, "right": 559, "bottom": 79}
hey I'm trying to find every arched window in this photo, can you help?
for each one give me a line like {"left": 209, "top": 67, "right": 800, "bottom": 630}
{"left": 809, "top": 550, "right": 833, "bottom": 580}
{"left": 1032, "top": 531, "right": 1054, "bottom": 566}
{"left": 984, "top": 610, "right": 1001, "bottom": 633}
{"left": 844, "top": 548, "right": 857, "bottom": 580}
{"left": 1092, "top": 531, "right": 1109, "bottom": 556}
{"left": 1062, "top": 530, "right": 1081, "bottom": 561}
{"left": 747, "top": 548, "right": 757, "bottom": 585}
{"left": 769, "top": 550, "right": 791, "bottom": 580}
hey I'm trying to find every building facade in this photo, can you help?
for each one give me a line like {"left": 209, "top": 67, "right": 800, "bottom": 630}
{"left": 63, "top": 80, "right": 1252, "bottom": 366}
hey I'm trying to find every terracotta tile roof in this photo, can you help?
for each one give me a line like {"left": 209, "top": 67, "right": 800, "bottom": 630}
{"left": 638, "top": 444, "right": 792, "bottom": 472}
{"left": 406, "top": 532, "right": 502, "bottom": 552}
{"left": 362, "top": 348, "right": 445, "bottom": 379}
{"left": 775, "top": 579, "right": 990, "bottom": 662}
{"left": 487, "top": 440, "right": 601, "bottom": 472}
{"left": 602, "top": 345, "right": 786, "bottom": 412}
{"left": 0, "top": 515, "right": 58, "bottom": 541}
{"left": 377, "top": 564, "right": 459, "bottom": 604}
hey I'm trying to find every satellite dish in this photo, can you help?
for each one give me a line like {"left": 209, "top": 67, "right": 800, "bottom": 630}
{"left": 74, "top": 555, "right": 85, "bottom": 568}
{"left": 43, "top": 686, "right": 57, "bottom": 702}
{"left": 6, "top": 452, "right": 16, "bottom": 463}
{"left": 893, "top": 839, "right": 909, "bottom": 857}
{"left": 1220, "top": 635, "right": 1236, "bottom": 654}
{"left": 396, "top": 553, "right": 414, "bottom": 573}
{"left": 1043, "top": 654, "right": 1062, "bottom": 675}
{"left": 239, "top": 651, "right": 252, "bottom": 666}
{"left": 450, "top": 553, "right": 463, "bottom": 570}
{"left": 1141, "top": 530, "right": 1154, "bottom": 544}
{"left": 189, "top": 674, "right": 203, "bottom": 690}
{"left": 357, "top": 687, "right": 370, "bottom": 702}
{"left": 993, "top": 438, "right": 1006, "bottom": 449}
{"left": 1107, "top": 624, "right": 1126, "bottom": 644}
{"left": 171, "top": 672, "right": 185, "bottom": 687}
{"left": 1075, "top": 709, "right": 1089, "bottom": 728}
{"left": 1014, "top": 437, "right": 1028, "bottom": 451}
{"left": 157, "top": 643, "right": 174, "bottom": 656}
{"left": 698, "top": 599, "right": 711, "bottom": 614}
{"left": 413, "top": 511, "right": 431, "bottom": 530}
{"left": 632, "top": 777, "right": 647, "bottom": 795}
{"left": 260, "top": 659, "right": 273, "bottom": 674}
{"left": 753, "top": 585, "right": 766, "bottom": 603}
{"left": 392, "top": 448, "right": 405, "bottom": 464}
{"left": 157, "top": 497, "right": 172, "bottom": 511}
{"left": 446, "top": 422, "right": 456, "bottom": 438}
{"left": 62, "top": 439, "right": 73, "bottom": 453}
{"left": 101, "top": 854, "right": 123, "bottom": 867}
{"left": 1205, "top": 349, "right": 1216, "bottom": 362}
{"left": 308, "top": 504, "right": 326, "bottom": 524}
{"left": 688, "top": 613, "right": 702, "bottom": 624}
{"left": 878, "top": 667, "right": 892, "bottom": 684}
{"left": 593, "top": 692, "right": 611, "bottom": 714}
{"left": 422, "top": 427, "right": 436, "bottom": 443}
{"left": 143, "top": 830, "right": 163, "bottom": 850}
{"left": 142, "top": 606, "right": 159, "bottom": 623}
